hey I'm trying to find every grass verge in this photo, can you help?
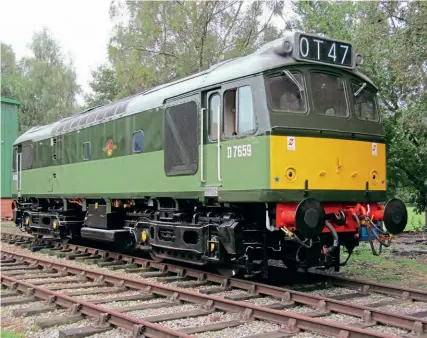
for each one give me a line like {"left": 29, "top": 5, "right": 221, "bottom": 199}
{"left": 337, "top": 242, "right": 427, "bottom": 289}
{"left": 406, "top": 207, "right": 426, "bottom": 231}
{"left": 0, "top": 330, "right": 24, "bottom": 338}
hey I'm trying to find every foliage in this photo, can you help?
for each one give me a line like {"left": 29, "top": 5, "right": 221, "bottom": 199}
{"left": 87, "top": 0, "right": 285, "bottom": 103}
{"left": 0, "top": 330, "right": 24, "bottom": 338}
{"left": 290, "top": 0, "right": 427, "bottom": 221}
{"left": 84, "top": 63, "right": 119, "bottom": 107}
{"left": 1, "top": 28, "right": 80, "bottom": 132}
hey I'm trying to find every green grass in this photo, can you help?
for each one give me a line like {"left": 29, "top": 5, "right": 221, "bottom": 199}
{"left": 0, "top": 330, "right": 24, "bottom": 338}
{"left": 405, "top": 207, "right": 426, "bottom": 231}
{"left": 339, "top": 242, "right": 427, "bottom": 288}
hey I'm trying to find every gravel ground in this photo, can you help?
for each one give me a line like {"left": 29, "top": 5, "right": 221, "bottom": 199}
{"left": 103, "top": 297, "right": 166, "bottom": 309}
{"left": 1, "top": 264, "right": 31, "bottom": 270}
{"left": 381, "top": 301, "right": 427, "bottom": 315}
{"left": 292, "top": 334, "right": 331, "bottom": 338}
{"left": 83, "top": 327, "right": 131, "bottom": 338}
{"left": 161, "top": 311, "right": 242, "bottom": 330}
{"left": 58, "top": 286, "right": 120, "bottom": 295}
{"left": 368, "top": 324, "right": 409, "bottom": 336}
{"left": 126, "top": 303, "right": 198, "bottom": 318}
{"left": 243, "top": 296, "right": 277, "bottom": 306}
{"left": 42, "top": 280, "right": 98, "bottom": 288}
{"left": 211, "top": 289, "right": 248, "bottom": 297}
{"left": 339, "top": 293, "right": 395, "bottom": 305}
{"left": 306, "top": 287, "right": 358, "bottom": 297}
{"left": 1, "top": 269, "right": 45, "bottom": 275}
{"left": 75, "top": 289, "right": 144, "bottom": 301}
{"left": 27, "top": 318, "right": 93, "bottom": 338}
{"left": 194, "top": 319, "right": 282, "bottom": 338}
{"left": 321, "top": 313, "right": 359, "bottom": 324}
{"left": 1, "top": 305, "right": 70, "bottom": 337}
{"left": 282, "top": 305, "right": 314, "bottom": 314}
{"left": 26, "top": 276, "right": 86, "bottom": 284}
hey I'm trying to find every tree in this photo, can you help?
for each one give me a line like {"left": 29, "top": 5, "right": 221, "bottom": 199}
{"left": 1, "top": 28, "right": 81, "bottom": 132}
{"left": 291, "top": 1, "right": 427, "bottom": 224}
{"left": 1, "top": 43, "right": 21, "bottom": 99}
{"left": 88, "top": 1, "right": 284, "bottom": 102}
{"left": 84, "top": 63, "right": 120, "bottom": 107}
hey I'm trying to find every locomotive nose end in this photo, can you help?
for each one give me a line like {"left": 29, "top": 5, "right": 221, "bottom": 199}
{"left": 295, "top": 198, "right": 326, "bottom": 238}
{"left": 383, "top": 198, "right": 408, "bottom": 235}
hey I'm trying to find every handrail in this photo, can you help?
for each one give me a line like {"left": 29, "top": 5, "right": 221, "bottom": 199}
{"left": 200, "top": 108, "right": 206, "bottom": 183}
{"left": 217, "top": 104, "right": 222, "bottom": 182}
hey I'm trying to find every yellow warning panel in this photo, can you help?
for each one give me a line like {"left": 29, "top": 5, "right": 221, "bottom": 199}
{"left": 270, "top": 136, "right": 386, "bottom": 191}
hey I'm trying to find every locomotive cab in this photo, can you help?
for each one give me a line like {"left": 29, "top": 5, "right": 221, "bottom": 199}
{"left": 262, "top": 33, "right": 407, "bottom": 271}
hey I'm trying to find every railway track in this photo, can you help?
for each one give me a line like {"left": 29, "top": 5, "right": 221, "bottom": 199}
{"left": 1, "top": 232, "right": 426, "bottom": 337}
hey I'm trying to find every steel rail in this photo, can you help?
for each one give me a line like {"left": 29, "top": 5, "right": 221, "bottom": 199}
{"left": 3, "top": 232, "right": 427, "bottom": 302}
{"left": 309, "top": 271, "right": 427, "bottom": 302}
{"left": 2, "top": 233, "right": 427, "bottom": 334}
{"left": 0, "top": 274, "right": 191, "bottom": 338}
{"left": 0, "top": 249, "right": 419, "bottom": 338}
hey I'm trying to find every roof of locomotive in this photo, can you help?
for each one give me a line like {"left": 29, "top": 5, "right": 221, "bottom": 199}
{"left": 14, "top": 32, "right": 374, "bottom": 145}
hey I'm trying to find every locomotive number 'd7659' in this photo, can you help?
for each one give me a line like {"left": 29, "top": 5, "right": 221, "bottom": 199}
{"left": 227, "top": 144, "right": 252, "bottom": 158}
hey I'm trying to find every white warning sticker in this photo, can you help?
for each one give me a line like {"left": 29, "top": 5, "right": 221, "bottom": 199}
{"left": 287, "top": 136, "right": 296, "bottom": 151}
{"left": 372, "top": 143, "right": 377, "bottom": 156}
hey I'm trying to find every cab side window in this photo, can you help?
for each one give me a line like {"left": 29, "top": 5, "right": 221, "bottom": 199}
{"left": 223, "top": 85, "right": 255, "bottom": 138}
{"left": 209, "top": 93, "right": 220, "bottom": 141}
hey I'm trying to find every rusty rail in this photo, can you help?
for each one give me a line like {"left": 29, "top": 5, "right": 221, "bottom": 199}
{"left": 0, "top": 274, "right": 191, "bottom": 338}
{"left": 3, "top": 232, "right": 427, "bottom": 303}
{"left": 0, "top": 249, "right": 422, "bottom": 338}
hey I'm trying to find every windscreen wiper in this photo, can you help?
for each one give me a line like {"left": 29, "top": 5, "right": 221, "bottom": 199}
{"left": 354, "top": 82, "right": 367, "bottom": 97}
{"left": 282, "top": 70, "right": 304, "bottom": 93}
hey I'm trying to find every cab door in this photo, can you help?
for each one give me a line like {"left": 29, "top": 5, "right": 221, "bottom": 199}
{"left": 201, "top": 89, "right": 222, "bottom": 197}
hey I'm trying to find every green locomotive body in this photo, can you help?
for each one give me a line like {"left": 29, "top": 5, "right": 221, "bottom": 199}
{"left": 11, "top": 32, "right": 408, "bottom": 276}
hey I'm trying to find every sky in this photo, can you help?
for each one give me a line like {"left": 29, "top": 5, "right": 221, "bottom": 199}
{"left": 0, "top": 0, "right": 295, "bottom": 105}
{"left": 0, "top": 0, "right": 114, "bottom": 104}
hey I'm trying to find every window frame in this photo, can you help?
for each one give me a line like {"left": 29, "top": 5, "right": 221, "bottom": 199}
{"left": 163, "top": 99, "right": 199, "bottom": 176}
{"left": 265, "top": 70, "right": 309, "bottom": 116}
{"left": 82, "top": 142, "right": 91, "bottom": 161}
{"left": 21, "top": 144, "right": 34, "bottom": 169}
{"left": 309, "top": 71, "right": 350, "bottom": 118}
{"left": 351, "top": 81, "right": 380, "bottom": 122}
{"left": 222, "top": 85, "right": 256, "bottom": 139}
{"left": 132, "top": 130, "right": 145, "bottom": 153}
{"left": 208, "top": 92, "right": 221, "bottom": 142}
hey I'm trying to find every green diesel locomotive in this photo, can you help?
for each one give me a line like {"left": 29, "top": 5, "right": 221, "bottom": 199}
{"left": 11, "top": 32, "right": 408, "bottom": 277}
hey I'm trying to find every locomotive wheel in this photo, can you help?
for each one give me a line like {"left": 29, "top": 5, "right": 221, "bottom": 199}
{"left": 216, "top": 266, "right": 245, "bottom": 278}
{"left": 282, "top": 258, "right": 298, "bottom": 271}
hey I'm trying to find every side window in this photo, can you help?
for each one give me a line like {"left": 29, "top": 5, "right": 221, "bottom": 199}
{"left": 223, "top": 85, "right": 255, "bottom": 138}
{"left": 164, "top": 101, "right": 198, "bottom": 176}
{"left": 12, "top": 147, "right": 17, "bottom": 172}
{"left": 82, "top": 142, "right": 91, "bottom": 161}
{"left": 21, "top": 144, "right": 33, "bottom": 169}
{"left": 209, "top": 94, "right": 220, "bottom": 141}
{"left": 237, "top": 86, "right": 255, "bottom": 135}
{"left": 223, "top": 89, "right": 236, "bottom": 138}
{"left": 132, "top": 131, "right": 144, "bottom": 153}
